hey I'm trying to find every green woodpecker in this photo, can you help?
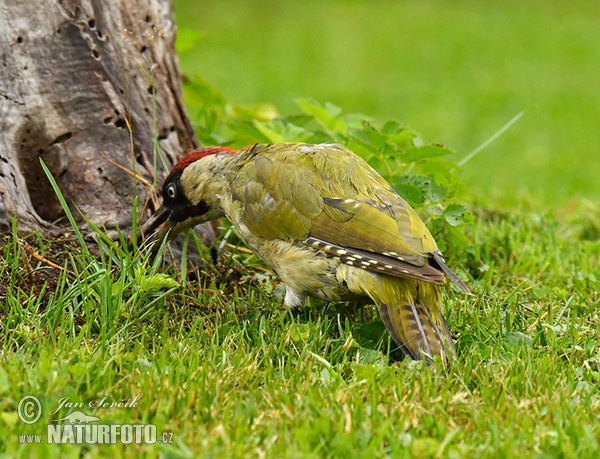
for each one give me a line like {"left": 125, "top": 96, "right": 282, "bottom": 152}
{"left": 143, "top": 143, "right": 469, "bottom": 365}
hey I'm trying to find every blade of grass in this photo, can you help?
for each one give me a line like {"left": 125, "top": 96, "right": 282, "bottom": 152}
{"left": 39, "top": 158, "right": 89, "bottom": 255}
{"left": 458, "top": 111, "right": 525, "bottom": 167}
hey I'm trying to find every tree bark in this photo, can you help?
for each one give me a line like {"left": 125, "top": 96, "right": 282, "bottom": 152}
{"left": 0, "top": 0, "right": 215, "bottom": 242}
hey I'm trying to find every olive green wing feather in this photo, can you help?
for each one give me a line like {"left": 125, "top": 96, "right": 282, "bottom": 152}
{"left": 230, "top": 151, "right": 324, "bottom": 240}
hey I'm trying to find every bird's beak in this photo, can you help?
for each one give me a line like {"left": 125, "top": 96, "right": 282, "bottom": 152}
{"left": 142, "top": 205, "right": 172, "bottom": 237}
{"left": 137, "top": 205, "right": 174, "bottom": 252}
{"left": 137, "top": 204, "right": 208, "bottom": 253}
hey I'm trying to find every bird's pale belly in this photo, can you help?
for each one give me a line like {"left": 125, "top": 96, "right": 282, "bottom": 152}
{"left": 248, "top": 237, "right": 366, "bottom": 307}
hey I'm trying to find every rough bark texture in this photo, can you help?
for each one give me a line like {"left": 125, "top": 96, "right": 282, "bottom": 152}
{"left": 0, "top": 0, "right": 215, "bottom": 242}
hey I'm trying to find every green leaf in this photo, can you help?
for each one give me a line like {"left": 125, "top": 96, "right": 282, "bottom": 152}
{"left": 395, "top": 174, "right": 447, "bottom": 204}
{"left": 393, "top": 179, "right": 425, "bottom": 205}
{"left": 252, "top": 121, "right": 287, "bottom": 143}
{"left": 254, "top": 119, "right": 311, "bottom": 143}
{"left": 418, "top": 158, "right": 459, "bottom": 187}
{"left": 443, "top": 203, "right": 468, "bottom": 226}
{"left": 388, "top": 129, "right": 421, "bottom": 149}
{"left": 425, "top": 179, "right": 448, "bottom": 203}
{"left": 137, "top": 272, "right": 180, "bottom": 293}
{"left": 349, "top": 121, "right": 389, "bottom": 151}
{"left": 295, "top": 98, "right": 346, "bottom": 133}
{"left": 401, "top": 145, "right": 452, "bottom": 163}
{"left": 227, "top": 121, "right": 272, "bottom": 144}
{"left": 381, "top": 120, "right": 404, "bottom": 135}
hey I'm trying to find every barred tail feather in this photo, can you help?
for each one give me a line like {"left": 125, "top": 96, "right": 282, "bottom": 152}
{"left": 335, "top": 266, "right": 456, "bottom": 366}
{"left": 377, "top": 287, "right": 456, "bottom": 367}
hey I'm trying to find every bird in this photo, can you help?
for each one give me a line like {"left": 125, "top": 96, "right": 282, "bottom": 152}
{"left": 141, "top": 142, "right": 469, "bottom": 366}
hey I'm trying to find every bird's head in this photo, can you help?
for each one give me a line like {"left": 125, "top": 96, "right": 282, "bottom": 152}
{"left": 141, "top": 146, "right": 238, "bottom": 245}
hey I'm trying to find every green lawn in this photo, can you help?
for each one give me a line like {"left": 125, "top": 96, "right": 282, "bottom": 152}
{"left": 2, "top": 1, "right": 600, "bottom": 458}
{"left": 174, "top": 0, "right": 600, "bottom": 211}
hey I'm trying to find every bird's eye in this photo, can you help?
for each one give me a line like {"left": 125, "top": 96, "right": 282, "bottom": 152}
{"left": 166, "top": 183, "right": 177, "bottom": 199}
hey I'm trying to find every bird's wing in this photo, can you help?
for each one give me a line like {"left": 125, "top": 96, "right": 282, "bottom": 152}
{"left": 230, "top": 143, "right": 446, "bottom": 284}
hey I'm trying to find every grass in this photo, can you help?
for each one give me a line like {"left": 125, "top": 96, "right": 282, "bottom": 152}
{"left": 1, "top": 210, "right": 599, "bottom": 457}
{"left": 2, "top": 0, "right": 600, "bottom": 457}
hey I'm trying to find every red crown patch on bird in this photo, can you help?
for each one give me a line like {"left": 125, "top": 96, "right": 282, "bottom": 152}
{"left": 172, "top": 146, "right": 238, "bottom": 171}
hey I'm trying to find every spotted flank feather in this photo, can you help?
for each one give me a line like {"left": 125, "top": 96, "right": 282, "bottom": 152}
{"left": 304, "top": 236, "right": 445, "bottom": 284}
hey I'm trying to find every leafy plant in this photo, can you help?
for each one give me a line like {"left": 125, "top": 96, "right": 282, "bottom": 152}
{"left": 182, "top": 78, "right": 471, "bottom": 251}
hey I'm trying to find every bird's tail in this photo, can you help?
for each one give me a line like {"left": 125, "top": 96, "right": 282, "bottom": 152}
{"left": 377, "top": 283, "right": 456, "bottom": 366}
{"left": 337, "top": 266, "right": 455, "bottom": 366}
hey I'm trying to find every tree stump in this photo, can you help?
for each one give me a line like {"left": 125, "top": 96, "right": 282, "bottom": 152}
{"left": 0, "top": 0, "right": 215, "bottom": 243}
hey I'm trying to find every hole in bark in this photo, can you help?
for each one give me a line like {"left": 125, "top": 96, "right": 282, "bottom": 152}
{"left": 98, "top": 167, "right": 103, "bottom": 174}
{"left": 140, "top": 45, "right": 147, "bottom": 53}
{"left": 16, "top": 36, "right": 23, "bottom": 44}
{"left": 56, "top": 27, "right": 61, "bottom": 34}
{"left": 114, "top": 118, "right": 127, "bottom": 129}
{"left": 145, "top": 15, "right": 152, "bottom": 23}
{"left": 97, "top": 30, "right": 103, "bottom": 39}
{"left": 136, "top": 154, "right": 144, "bottom": 165}
{"left": 147, "top": 85, "right": 155, "bottom": 94}
{"left": 17, "top": 124, "right": 68, "bottom": 223}
{"left": 103, "top": 116, "right": 112, "bottom": 124}
{"left": 88, "top": 19, "right": 96, "bottom": 29}
{"left": 170, "top": 126, "right": 176, "bottom": 132}
{"left": 92, "top": 49, "right": 100, "bottom": 59}
{"left": 50, "top": 132, "right": 73, "bottom": 146}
